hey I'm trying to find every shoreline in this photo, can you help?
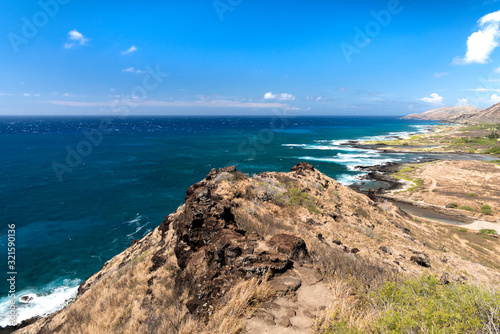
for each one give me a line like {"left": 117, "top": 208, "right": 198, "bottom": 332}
{"left": 346, "top": 123, "right": 500, "bottom": 233}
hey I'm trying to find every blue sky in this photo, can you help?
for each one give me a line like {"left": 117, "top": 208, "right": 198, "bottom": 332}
{"left": 2, "top": 0, "right": 500, "bottom": 115}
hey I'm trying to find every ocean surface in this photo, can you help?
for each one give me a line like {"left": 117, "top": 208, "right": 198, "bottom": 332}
{"left": 0, "top": 115, "right": 443, "bottom": 326}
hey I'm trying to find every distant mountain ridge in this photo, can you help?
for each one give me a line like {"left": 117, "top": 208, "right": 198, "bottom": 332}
{"left": 403, "top": 103, "right": 500, "bottom": 123}
{"left": 403, "top": 106, "right": 483, "bottom": 121}
{"left": 455, "top": 102, "right": 500, "bottom": 123}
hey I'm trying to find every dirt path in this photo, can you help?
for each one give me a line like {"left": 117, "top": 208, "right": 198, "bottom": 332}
{"left": 428, "top": 176, "right": 438, "bottom": 192}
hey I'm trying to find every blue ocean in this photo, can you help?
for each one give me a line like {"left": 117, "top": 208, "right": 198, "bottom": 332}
{"left": 0, "top": 116, "right": 440, "bottom": 326}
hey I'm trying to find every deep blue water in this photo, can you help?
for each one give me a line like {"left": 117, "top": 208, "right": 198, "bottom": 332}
{"left": 0, "top": 115, "right": 439, "bottom": 325}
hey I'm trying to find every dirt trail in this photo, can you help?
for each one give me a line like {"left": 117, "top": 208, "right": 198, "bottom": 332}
{"left": 245, "top": 265, "right": 330, "bottom": 333}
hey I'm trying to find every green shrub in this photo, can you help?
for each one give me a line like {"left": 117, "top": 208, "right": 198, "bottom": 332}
{"left": 319, "top": 274, "right": 500, "bottom": 334}
{"left": 466, "top": 193, "right": 478, "bottom": 197}
{"left": 286, "top": 187, "right": 320, "bottom": 214}
{"left": 373, "top": 275, "right": 500, "bottom": 333}
{"left": 445, "top": 203, "right": 458, "bottom": 209}
{"left": 483, "top": 146, "right": 500, "bottom": 154}
{"left": 481, "top": 205, "right": 494, "bottom": 215}
{"left": 490, "top": 160, "right": 500, "bottom": 165}
{"left": 480, "top": 229, "right": 497, "bottom": 235}
{"left": 459, "top": 206, "right": 475, "bottom": 212}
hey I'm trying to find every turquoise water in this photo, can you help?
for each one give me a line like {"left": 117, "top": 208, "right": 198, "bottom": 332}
{"left": 0, "top": 116, "right": 438, "bottom": 326}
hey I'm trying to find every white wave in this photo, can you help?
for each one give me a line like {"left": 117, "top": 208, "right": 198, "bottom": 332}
{"left": 297, "top": 155, "right": 400, "bottom": 167}
{"left": 335, "top": 174, "right": 364, "bottom": 185}
{"left": 302, "top": 145, "right": 341, "bottom": 150}
{"left": 282, "top": 144, "right": 307, "bottom": 147}
{"left": 127, "top": 224, "right": 146, "bottom": 238}
{"left": 336, "top": 152, "right": 381, "bottom": 158}
{"left": 296, "top": 156, "right": 339, "bottom": 163}
{"left": 123, "top": 214, "right": 142, "bottom": 226}
{"left": 0, "top": 279, "right": 80, "bottom": 328}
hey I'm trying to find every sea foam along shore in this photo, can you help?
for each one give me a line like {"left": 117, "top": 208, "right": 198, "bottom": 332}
{"left": 0, "top": 279, "right": 80, "bottom": 328}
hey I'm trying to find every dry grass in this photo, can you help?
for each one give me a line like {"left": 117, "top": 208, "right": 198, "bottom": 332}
{"left": 315, "top": 278, "right": 378, "bottom": 333}
{"left": 182, "top": 278, "right": 275, "bottom": 334}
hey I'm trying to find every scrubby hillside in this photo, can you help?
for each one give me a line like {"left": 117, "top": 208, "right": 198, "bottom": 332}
{"left": 403, "top": 106, "right": 482, "bottom": 121}
{"left": 13, "top": 164, "right": 500, "bottom": 334}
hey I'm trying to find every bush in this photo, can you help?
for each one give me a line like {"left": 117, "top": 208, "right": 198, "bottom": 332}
{"left": 286, "top": 187, "right": 320, "bottom": 214}
{"left": 373, "top": 275, "right": 500, "bottom": 333}
{"left": 481, "top": 205, "right": 494, "bottom": 216}
{"left": 459, "top": 206, "right": 475, "bottom": 212}
{"left": 466, "top": 193, "right": 478, "bottom": 197}
{"left": 318, "top": 274, "right": 500, "bottom": 334}
{"left": 483, "top": 146, "right": 500, "bottom": 154}
{"left": 445, "top": 203, "right": 458, "bottom": 209}
{"left": 480, "top": 229, "right": 497, "bottom": 235}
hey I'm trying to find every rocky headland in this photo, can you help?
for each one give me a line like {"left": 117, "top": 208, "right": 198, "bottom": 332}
{"left": 9, "top": 163, "right": 500, "bottom": 334}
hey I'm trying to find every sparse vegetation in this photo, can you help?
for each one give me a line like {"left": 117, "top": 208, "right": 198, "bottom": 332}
{"left": 445, "top": 203, "right": 458, "bottom": 209}
{"left": 459, "top": 205, "right": 475, "bottom": 212}
{"left": 317, "top": 274, "right": 500, "bottom": 334}
{"left": 480, "top": 229, "right": 497, "bottom": 235}
{"left": 365, "top": 123, "right": 500, "bottom": 154}
{"left": 481, "top": 205, "right": 494, "bottom": 216}
{"left": 286, "top": 186, "right": 321, "bottom": 214}
{"left": 484, "top": 146, "right": 500, "bottom": 155}
{"left": 466, "top": 193, "right": 478, "bottom": 197}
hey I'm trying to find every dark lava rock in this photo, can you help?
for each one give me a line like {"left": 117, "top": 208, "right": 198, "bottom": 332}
{"left": 379, "top": 246, "right": 392, "bottom": 255}
{"left": 290, "top": 162, "right": 315, "bottom": 174}
{"left": 269, "top": 234, "right": 310, "bottom": 262}
{"left": 440, "top": 273, "right": 450, "bottom": 285}
{"left": 351, "top": 248, "right": 360, "bottom": 254}
{"left": 166, "top": 166, "right": 313, "bottom": 320}
{"left": 410, "top": 255, "right": 431, "bottom": 268}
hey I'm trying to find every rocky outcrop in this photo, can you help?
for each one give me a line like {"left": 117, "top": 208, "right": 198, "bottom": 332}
{"left": 168, "top": 167, "right": 312, "bottom": 318}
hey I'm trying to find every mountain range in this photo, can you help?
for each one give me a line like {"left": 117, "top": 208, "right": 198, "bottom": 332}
{"left": 403, "top": 103, "right": 500, "bottom": 123}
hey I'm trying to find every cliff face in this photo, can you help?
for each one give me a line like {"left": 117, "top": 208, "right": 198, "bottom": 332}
{"left": 403, "top": 106, "right": 482, "bottom": 121}
{"left": 14, "top": 163, "right": 500, "bottom": 334}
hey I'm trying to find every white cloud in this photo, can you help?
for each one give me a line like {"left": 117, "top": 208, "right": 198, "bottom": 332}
{"left": 122, "top": 45, "right": 137, "bottom": 55}
{"left": 494, "top": 67, "right": 500, "bottom": 73}
{"left": 23, "top": 93, "right": 31, "bottom": 97}
{"left": 433, "top": 72, "right": 450, "bottom": 78}
{"left": 263, "top": 92, "right": 296, "bottom": 101}
{"left": 454, "top": 10, "right": 500, "bottom": 64}
{"left": 491, "top": 93, "right": 500, "bottom": 103}
{"left": 122, "top": 67, "right": 146, "bottom": 74}
{"left": 456, "top": 98, "right": 474, "bottom": 106}
{"left": 419, "top": 93, "right": 443, "bottom": 105}
{"left": 64, "top": 29, "right": 89, "bottom": 48}
{"left": 462, "top": 88, "right": 500, "bottom": 92}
